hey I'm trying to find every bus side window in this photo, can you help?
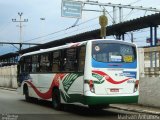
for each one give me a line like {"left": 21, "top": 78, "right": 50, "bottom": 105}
{"left": 78, "top": 46, "right": 86, "bottom": 72}
{"left": 64, "top": 48, "right": 77, "bottom": 72}
{"left": 24, "top": 56, "right": 32, "bottom": 73}
{"left": 19, "top": 57, "right": 24, "bottom": 73}
{"left": 32, "top": 55, "right": 39, "bottom": 73}
{"left": 52, "top": 51, "right": 60, "bottom": 72}
{"left": 40, "top": 53, "right": 50, "bottom": 72}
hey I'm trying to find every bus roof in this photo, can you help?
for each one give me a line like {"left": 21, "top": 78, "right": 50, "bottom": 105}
{"left": 21, "top": 41, "right": 87, "bottom": 57}
{"left": 21, "top": 39, "right": 136, "bottom": 57}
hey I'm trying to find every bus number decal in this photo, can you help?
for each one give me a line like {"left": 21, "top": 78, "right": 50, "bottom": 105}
{"left": 123, "top": 55, "right": 133, "bottom": 62}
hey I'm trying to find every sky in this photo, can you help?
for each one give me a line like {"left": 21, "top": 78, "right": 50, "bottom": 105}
{"left": 0, "top": 0, "right": 160, "bottom": 55}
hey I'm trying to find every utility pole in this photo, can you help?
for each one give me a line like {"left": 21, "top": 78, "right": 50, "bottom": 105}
{"left": 12, "top": 12, "right": 28, "bottom": 51}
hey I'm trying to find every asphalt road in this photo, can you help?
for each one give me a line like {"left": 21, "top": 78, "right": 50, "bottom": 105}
{"left": 0, "top": 89, "right": 141, "bottom": 120}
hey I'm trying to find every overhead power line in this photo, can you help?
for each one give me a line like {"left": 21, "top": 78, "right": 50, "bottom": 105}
{"left": 129, "top": 0, "right": 143, "bottom": 5}
{"left": 25, "top": 16, "right": 99, "bottom": 42}
{"left": 0, "top": 42, "right": 41, "bottom": 45}
{"left": 25, "top": 1, "right": 160, "bottom": 43}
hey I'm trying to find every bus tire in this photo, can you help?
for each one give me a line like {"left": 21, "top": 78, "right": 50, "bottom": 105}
{"left": 24, "top": 85, "right": 31, "bottom": 102}
{"left": 52, "top": 88, "right": 62, "bottom": 110}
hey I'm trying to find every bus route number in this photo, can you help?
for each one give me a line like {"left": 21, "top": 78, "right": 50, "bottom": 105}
{"left": 123, "top": 55, "right": 133, "bottom": 62}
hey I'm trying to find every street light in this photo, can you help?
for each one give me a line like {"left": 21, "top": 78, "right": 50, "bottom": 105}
{"left": 40, "top": 18, "right": 45, "bottom": 20}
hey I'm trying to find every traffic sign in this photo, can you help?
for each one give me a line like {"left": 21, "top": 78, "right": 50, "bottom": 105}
{"left": 61, "top": 0, "right": 82, "bottom": 18}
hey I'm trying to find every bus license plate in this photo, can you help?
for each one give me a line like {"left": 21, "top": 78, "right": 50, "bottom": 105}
{"left": 107, "top": 88, "right": 120, "bottom": 94}
{"left": 110, "top": 88, "right": 119, "bottom": 92}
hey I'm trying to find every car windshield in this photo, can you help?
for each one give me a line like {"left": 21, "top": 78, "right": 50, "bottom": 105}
{"left": 92, "top": 43, "right": 136, "bottom": 63}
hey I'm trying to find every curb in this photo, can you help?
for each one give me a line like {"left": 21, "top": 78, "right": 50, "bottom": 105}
{"left": 110, "top": 105, "right": 160, "bottom": 115}
{"left": 0, "top": 87, "right": 17, "bottom": 91}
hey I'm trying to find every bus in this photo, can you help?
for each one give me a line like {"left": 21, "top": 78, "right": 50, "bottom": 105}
{"left": 17, "top": 39, "right": 139, "bottom": 110}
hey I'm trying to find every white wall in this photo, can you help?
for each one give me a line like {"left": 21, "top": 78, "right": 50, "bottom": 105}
{"left": 0, "top": 65, "right": 18, "bottom": 89}
{"left": 138, "top": 77, "right": 160, "bottom": 107}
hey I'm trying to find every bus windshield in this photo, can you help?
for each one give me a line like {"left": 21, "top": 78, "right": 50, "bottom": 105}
{"left": 92, "top": 42, "right": 136, "bottom": 63}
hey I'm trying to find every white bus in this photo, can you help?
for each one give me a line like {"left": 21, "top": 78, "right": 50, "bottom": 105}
{"left": 18, "top": 39, "right": 139, "bottom": 110}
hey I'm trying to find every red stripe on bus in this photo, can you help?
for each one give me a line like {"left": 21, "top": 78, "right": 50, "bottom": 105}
{"left": 25, "top": 74, "right": 66, "bottom": 99}
{"left": 92, "top": 70, "right": 131, "bottom": 84}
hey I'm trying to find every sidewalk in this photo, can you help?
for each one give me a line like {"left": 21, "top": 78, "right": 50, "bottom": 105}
{"left": 0, "top": 87, "right": 16, "bottom": 91}
{"left": 110, "top": 104, "right": 160, "bottom": 115}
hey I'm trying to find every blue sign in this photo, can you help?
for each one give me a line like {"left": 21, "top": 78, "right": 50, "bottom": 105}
{"left": 122, "top": 71, "right": 137, "bottom": 78}
{"left": 61, "top": 0, "right": 82, "bottom": 18}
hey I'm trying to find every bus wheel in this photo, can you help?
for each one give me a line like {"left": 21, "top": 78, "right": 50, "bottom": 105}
{"left": 52, "top": 89, "right": 62, "bottom": 110}
{"left": 24, "top": 85, "right": 31, "bottom": 102}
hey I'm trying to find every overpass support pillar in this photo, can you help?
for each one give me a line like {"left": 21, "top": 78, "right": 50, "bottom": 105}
{"left": 150, "top": 26, "right": 158, "bottom": 46}
{"left": 154, "top": 26, "right": 157, "bottom": 46}
{"left": 116, "top": 34, "right": 125, "bottom": 41}
{"left": 150, "top": 27, "right": 153, "bottom": 46}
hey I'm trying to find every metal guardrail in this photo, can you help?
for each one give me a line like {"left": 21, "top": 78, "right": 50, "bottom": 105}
{"left": 143, "top": 46, "right": 160, "bottom": 77}
{"left": 144, "top": 68, "right": 160, "bottom": 77}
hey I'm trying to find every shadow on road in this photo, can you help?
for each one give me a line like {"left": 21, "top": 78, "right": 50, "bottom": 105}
{"left": 62, "top": 104, "right": 118, "bottom": 117}
{"left": 20, "top": 99, "right": 118, "bottom": 117}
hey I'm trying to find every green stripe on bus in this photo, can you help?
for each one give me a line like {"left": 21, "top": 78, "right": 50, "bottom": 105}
{"left": 60, "top": 92, "right": 138, "bottom": 105}
{"left": 84, "top": 80, "right": 104, "bottom": 84}
{"left": 60, "top": 92, "right": 85, "bottom": 104}
{"left": 62, "top": 73, "right": 82, "bottom": 92}
{"left": 84, "top": 95, "right": 139, "bottom": 105}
